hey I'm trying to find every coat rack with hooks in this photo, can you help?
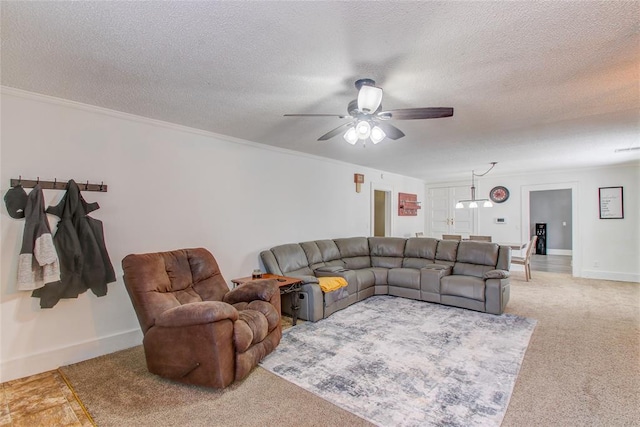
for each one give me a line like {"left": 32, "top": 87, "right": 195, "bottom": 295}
{"left": 9, "top": 177, "right": 108, "bottom": 192}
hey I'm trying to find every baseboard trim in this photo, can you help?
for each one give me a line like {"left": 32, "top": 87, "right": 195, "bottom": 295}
{"left": 545, "top": 249, "right": 572, "bottom": 256}
{"left": 0, "top": 328, "right": 143, "bottom": 383}
{"left": 581, "top": 270, "right": 640, "bottom": 283}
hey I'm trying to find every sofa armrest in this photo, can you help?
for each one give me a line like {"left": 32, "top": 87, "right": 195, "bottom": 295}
{"left": 223, "top": 280, "right": 279, "bottom": 305}
{"left": 483, "top": 269, "right": 510, "bottom": 279}
{"left": 291, "top": 274, "right": 320, "bottom": 284}
{"left": 485, "top": 278, "right": 510, "bottom": 315}
{"left": 299, "top": 282, "right": 324, "bottom": 322}
{"left": 155, "top": 301, "right": 239, "bottom": 327}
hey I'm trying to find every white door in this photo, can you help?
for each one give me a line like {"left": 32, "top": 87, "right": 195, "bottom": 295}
{"left": 428, "top": 186, "right": 475, "bottom": 238}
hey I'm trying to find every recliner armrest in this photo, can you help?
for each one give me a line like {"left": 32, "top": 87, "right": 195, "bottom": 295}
{"left": 483, "top": 269, "right": 510, "bottom": 279}
{"left": 155, "top": 301, "right": 238, "bottom": 327}
{"left": 223, "top": 279, "right": 279, "bottom": 304}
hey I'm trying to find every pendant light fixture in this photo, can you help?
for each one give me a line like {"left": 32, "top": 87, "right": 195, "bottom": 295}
{"left": 455, "top": 162, "right": 497, "bottom": 209}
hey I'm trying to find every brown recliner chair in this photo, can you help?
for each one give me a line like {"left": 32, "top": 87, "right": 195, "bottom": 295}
{"left": 122, "top": 247, "right": 281, "bottom": 388}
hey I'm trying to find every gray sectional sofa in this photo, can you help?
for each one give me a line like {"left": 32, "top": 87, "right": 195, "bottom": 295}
{"left": 260, "top": 237, "right": 511, "bottom": 321}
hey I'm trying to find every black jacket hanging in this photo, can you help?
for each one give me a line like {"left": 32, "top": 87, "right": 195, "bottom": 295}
{"left": 32, "top": 179, "right": 115, "bottom": 308}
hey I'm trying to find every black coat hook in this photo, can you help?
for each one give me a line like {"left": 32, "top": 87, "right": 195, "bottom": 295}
{"left": 18, "top": 175, "right": 21, "bottom": 185}
{"left": 99, "top": 181, "right": 104, "bottom": 191}
{"left": 36, "top": 177, "right": 40, "bottom": 184}
{"left": 85, "top": 180, "right": 89, "bottom": 190}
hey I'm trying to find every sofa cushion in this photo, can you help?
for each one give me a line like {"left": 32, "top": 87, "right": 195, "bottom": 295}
{"left": 300, "top": 241, "right": 324, "bottom": 265}
{"left": 457, "top": 241, "right": 499, "bottom": 266}
{"left": 404, "top": 237, "right": 438, "bottom": 260}
{"left": 440, "top": 275, "right": 486, "bottom": 301}
{"left": 315, "top": 239, "right": 343, "bottom": 262}
{"left": 368, "top": 267, "right": 389, "bottom": 285}
{"left": 452, "top": 263, "right": 496, "bottom": 279}
{"left": 271, "top": 244, "right": 312, "bottom": 275}
{"left": 324, "top": 287, "right": 349, "bottom": 306}
{"left": 338, "top": 269, "right": 376, "bottom": 292}
{"left": 453, "top": 241, "right": 501, "bottom": 278}
{"left": 387, "top": 268, "right": 421, "bottom": 290}
{"left": 368, "top": 237, "right": 406, "bottom": 257}
{"left": 435, "top": 240, "right": 459, "bottom": 263}
{"left": 334, "top": 237, "right": 370, "bottom": 258}
{"left": 335, "top": 237, "right": 371, "bottom": 269}
{"left": 371, "top": 256, "right": 403, "bottom": 269}
{"left": 402, "top": 258, "right": 435, "bottom": 269}
{"left": 342, "top": 256, "right": 370, "bottom": 270}
{"left": 369, "top": 237, "right": 405, "bottom": 269}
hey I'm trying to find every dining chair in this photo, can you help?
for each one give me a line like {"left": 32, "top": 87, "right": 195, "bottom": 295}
{"left": 415, "top": 232, "right": 424, "bottom": 237}
{"left": 442, "top": 234, "right": 462, "bottom": 241}
{"left": 512, "top": 235, "right": 538, "bottom": 281}
{"left": 469, "top": 235, "right": 492, "bottom": 242}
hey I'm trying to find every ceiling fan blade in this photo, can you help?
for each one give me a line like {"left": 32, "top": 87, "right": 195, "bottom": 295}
{"left": 284, "top": 114, "right": 349, "bottom": 118}
{"left": 318, "top": 122, "right": 355, "bottom": 141}
{"left": 378, "top": 107, "right": 454, "bottom": 120}
{"left": 375, "top": 122, "right": 405, "bottom": 140}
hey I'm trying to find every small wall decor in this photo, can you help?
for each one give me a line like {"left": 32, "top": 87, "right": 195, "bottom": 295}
{"left": 490, "top": 186, "right": 510, "bottom": 203}
{"left": 354, "top": 173, "right": 364, "bottom": 193}
{"left": 599, "top": 186, "right": 623, "bottom": 219}
{"left": 398, "top": 192, "right": 421, "bottom": 216}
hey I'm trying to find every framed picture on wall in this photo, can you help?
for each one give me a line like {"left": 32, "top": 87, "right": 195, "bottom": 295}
{"left": 599, "top": 186, "right": 623, "bottom": 219}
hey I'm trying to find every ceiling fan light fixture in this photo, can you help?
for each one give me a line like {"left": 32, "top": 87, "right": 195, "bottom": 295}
{"left": 483, "top": 200, "right": 493, "bottom": 208}
{"left": 370, "top": 126, "right": 386, "bottom": 144}
{"left": 469, "top": 201, "right": 478, "bottom": 209}
{"left": 455, "top": 202, "right": 464, "bottom": 209}
{"left": 357, "top": 85, "right": 383, "bottom": 113}
{"left": 355, "top": 120, "right": 371, "bottom": 140}
{"left": 343, "top": 127, "right": 358, "bottom": 145}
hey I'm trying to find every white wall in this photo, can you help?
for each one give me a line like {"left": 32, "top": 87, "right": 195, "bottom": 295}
{"left": 426, "top": 163, "right": 640, "bottom": 282}
{"left": 0, "top": 88, "right": 425, "bottom": 381}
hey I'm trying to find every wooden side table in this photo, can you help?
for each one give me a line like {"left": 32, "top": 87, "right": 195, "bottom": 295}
{"left": 230, "top": 273, "right": 303, "bottom": 326}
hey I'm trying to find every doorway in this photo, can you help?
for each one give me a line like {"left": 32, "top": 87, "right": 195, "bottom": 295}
{"left": 521, "top": 182, "right": 579, "bottom": 276}
{"left": 529, "top": 189, "right": 573, "bottom": 273}
{"left": 371, "top": 183, "right": 393, "bottom": 237}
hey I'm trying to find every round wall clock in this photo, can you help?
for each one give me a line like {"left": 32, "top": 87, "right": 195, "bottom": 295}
{"left": 490, "top": 186, "right": 510, "bottom": 203}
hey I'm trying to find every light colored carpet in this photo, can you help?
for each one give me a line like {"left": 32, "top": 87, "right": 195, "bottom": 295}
{"left": 261, "top": 295, "right": 536, "bottom": 427}
{"left": 59, "top": 345, "right": 372, "bottom": 427}
{"left": 60, "top": 271, "right": 640, "bottom": 426}
{"left": 502, "top": 271, "right": 640, "bottom": 426}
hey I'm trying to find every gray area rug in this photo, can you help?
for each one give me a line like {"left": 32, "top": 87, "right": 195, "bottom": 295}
{"left": 260, "top": 295, "right": 537, "bottom": 427}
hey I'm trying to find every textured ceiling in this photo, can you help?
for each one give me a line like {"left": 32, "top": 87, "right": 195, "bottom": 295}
{"left": 2, "top": 1, "right": 639, "bottom": 182}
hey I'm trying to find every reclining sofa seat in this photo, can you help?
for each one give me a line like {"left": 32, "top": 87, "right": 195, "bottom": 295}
{"left": 260, "top": 237, "right": 511, "bottom": 322}
{"left": 441, "top": 240, "right": 511, "bottom": 314}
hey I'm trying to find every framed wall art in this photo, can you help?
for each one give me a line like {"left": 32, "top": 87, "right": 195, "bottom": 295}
{"left": 599, "top": 186, "right": 623, "bottom": 219}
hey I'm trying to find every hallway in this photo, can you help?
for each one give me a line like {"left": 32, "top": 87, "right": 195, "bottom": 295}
{"left": 530, "top": 254, "right": 572, "bottom": 274}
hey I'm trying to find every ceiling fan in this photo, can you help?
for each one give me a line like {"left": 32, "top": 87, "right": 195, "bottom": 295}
{"left": 284, "top": 78, "right": 454, "bottom": 145}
